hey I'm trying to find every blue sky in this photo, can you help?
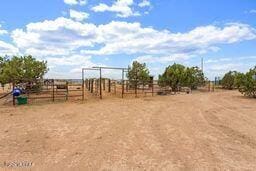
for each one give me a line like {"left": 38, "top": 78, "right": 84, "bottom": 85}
{"left": 0, "top": 0, "right": 255, "bottom": 79}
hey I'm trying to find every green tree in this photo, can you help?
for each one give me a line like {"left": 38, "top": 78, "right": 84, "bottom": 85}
{"left": 159, "top": 64, "right": 186, "bottom": 91}
{"left": 0, "top": 55, "right": 48, "bottom": 85}
{"left": 0, "top": 56, "right": 9, "bottom": 85}
{"left": 221, "top": 71, "right": 239, "bottom": 90}
{"left": 184, "top": 66, "right": 205, "bottom": 89}
{"left": 158, "top": 63, "right": 205, "bottom": 91}
{"left": 234, "top": 72, "right": 246, "bottom": 89}
{"left": 238, "top": 66, "right": 256, "bottom": 98}
{"left": 127, "top": 61, "right": 150, "bottom": 87}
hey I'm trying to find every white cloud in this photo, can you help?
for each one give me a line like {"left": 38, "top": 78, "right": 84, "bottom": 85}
{"left": 208, "top": 63, "right": 244, "bottom": 74}
{"left": 11, "top": 17, "right": 97, "bottom": 57}
{"left": 82, "top": 22, "right": 256, "bottom": 56}
{"left": 45, "top": 55, "right": 93, "bottom": 67}
{"left": 0, "top": 30, "right": 8, "bottom": 35}
{"left": 9, "top": 17, "right": 256, "bottom": 78}
{"left": 205, "top": 58, "right": 231, "bottom": 64}
{"left": 239, "top": 56, "right": 256, "bottom": 60}
{"left": 204, "top": 55, "right": 256, "bottom": 79}
{"left": 91, "top": 0, "right": 140, "bottom": 18}
{"left": 0, "top": 40, "right": 19, "bottom": 56}
{"left": 138, "top": 0, "right": 151, "bottom": 7}
{"left": 12, "top": 18, "right": 256, "bottom": 60}
{"left": 64, "top": 0, "right": 87, "bottom": 6}
{"left": 43, "top": 55, "right": 102, "bottom": 79}
{"left": 64, "top": 0, "right": 77, "bottom": 5}
{"left": 135, "top": 54, "right": 191, "bottom": 64}
{"left": 0, "top": 24, "right": 8, "bottom": 35}
{"left": 249, "top": 9, "right": 256, "bottom": 14}
{"left": 70, "top": 9, "right": 89, "bottom": 21}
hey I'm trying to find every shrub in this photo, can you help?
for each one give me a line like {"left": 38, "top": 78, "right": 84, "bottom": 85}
{"left": 237, "top": 66, "right": 256, "bottom": 98}
{"left": 0, "top": 55, "right": 48, "bottom": 85}
{"left": 221, "top": 71, "right": 239, "bottom": 90}
{"left": 158, "top": 63, "right": 205, "bottom": 91}
{"left": 127, "top": 61, "right": 150, "bottom": 87}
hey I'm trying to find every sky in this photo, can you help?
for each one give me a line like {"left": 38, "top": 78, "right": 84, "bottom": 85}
{"left": 0, "top": 0, "right": 255, "bottom": 80}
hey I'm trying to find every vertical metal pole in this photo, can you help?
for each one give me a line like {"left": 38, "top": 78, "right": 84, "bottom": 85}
{"left": 208, "top": 81, "right": 210, "bottom": 92}
{"left": 89, "top": 79, "right": 91, "bottom": 91}
{"left": 143, "top": 82, "right": 145, "bottom": 93}
{"left": 66, "top": 81, "right": 69, "bottom": 101}
{"left": 126, "top": 80, "right": 129, "bottom": 92}
{"left": 91, "top": 79, "right": 94, "bottom": 93}
{"left": 103, "top": 79, "right": 105, "bottom": 91}
{"left": 52, "top": 80, "right": 55, "bottom": 102}
{"left": 82, "top": 69, "right": 85, "bottom": 101}
{"left": 12, "top": 82, "right": 15, "bottom": 106}
{"left": 122, "top": 69, "right": 124, "bottom": 98}
{"left": 95, "top": 79, "right": 97, "bottom": 93}
{"left": 108, "top": 79, "right": 111, "bottom": 93}
{"left": 100, "top": 68, "right": 102, "bottom": 99}
{"left": 114, "top": 82, "right": 116, "bottom": 94}
{"left": 135, "top": 68, "right": 138, "bottom": 98}
{"left": 152, "top": 80, "right": 154, "bottom": 97}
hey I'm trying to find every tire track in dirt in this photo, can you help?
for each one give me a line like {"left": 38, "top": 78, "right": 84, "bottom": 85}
{"left": 147, "top": 95, "right": 222, "bottom": 169}
{"left": 202, "top": 109, "right": 256, "bottom": 149}
{"left": 198, "top": 92, "right": 256, "bottom": 169}
{"left": 203, "top": 93, "right": 256, "bottom": 149}
{"left": 1, "top": 91, "right": 256, "bottom": 170}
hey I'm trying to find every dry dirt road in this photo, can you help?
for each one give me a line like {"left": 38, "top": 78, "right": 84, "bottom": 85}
{"left": 0, "top": 90, "right": 256, "bottom": 170}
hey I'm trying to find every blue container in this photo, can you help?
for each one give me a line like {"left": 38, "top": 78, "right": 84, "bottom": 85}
{"left": 13, "top": 88, "right": 22, "bottom": 97}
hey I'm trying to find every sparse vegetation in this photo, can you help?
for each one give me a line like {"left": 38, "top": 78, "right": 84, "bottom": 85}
{"left": 222, "top": 67, "right": 256, "bottom": 98}
{"left": 221, "top": 71, "right": 240, "bottom": 90}
{"left": 127, "top": 61, "right": 150, "bottom": 87}
{"left": 158, "top": 63, "right": 205, "bottom": 91}
{"left": 237, "top": 66, "right": 256, "bottom": 98}
{"left": 0, "top": 55, "right": 48, "bottom": 85}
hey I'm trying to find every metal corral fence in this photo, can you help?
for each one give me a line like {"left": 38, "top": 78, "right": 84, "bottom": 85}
{"left": 12, "top": 79, "right": 84, "bottom": 105}
{"left": 83, "top": 78, "right": 192, "bottom": 99}
{"left": 82, "top": 66, "right": 187, "bottom": 99}
{"left": 7, "top": 66, "right": 215, "bottom": 105}
{"left": 197, "top": 81, "right": 216, "bottom": 92}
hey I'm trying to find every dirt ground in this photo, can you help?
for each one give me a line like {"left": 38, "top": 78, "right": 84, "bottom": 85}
{"left": 0, "top": 90, "right": 256, "bottom": 170}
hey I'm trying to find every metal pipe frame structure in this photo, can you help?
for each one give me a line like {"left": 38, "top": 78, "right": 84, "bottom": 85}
{"left": 82, "top": 67, "right": 128, "bottom": 99}
{"left": 82, "top": 68, "right": 100, "bottom": 100}
{"left": 92, "top": 66, "right": 128, "bottom": 99}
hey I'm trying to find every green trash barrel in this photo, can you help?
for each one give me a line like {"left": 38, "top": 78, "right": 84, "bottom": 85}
{"left": 17, "top": 96, "right": 28, "bottom": 105}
